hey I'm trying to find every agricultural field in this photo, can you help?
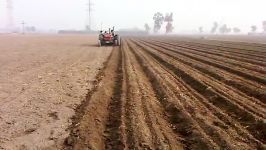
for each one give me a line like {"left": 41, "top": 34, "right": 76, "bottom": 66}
{"left": 0, "top": 35, "right": 265, "bottom": 150}
{"left": 203, "top": 35, "right": 266, "bottom": 44}
{"left": 65, "top": 36, "right": 266, "bottom": 150}
{"left": 0, "top": 35, "right": 112, "bottom": 149}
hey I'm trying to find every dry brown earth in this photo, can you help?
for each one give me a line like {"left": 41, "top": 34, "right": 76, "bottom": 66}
{"left": 0, "top": 35, "right": 112, "bottom": 149}
{"left": 1, "top": 35, "right": 265, "bottom": 150}
{"left": 65, "top": 36, "right": 266, "bottom": 150}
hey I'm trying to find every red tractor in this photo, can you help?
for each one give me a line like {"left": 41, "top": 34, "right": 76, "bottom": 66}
{"left": 98, "top": 27, "right": 120, "bottom": 47}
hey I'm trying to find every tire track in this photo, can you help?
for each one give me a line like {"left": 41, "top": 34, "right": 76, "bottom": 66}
{"left": 64, "top": 47, "right": 122, "bottom": 150}
{"left": 104, "top": 47, "right": 124, "bottom": 150}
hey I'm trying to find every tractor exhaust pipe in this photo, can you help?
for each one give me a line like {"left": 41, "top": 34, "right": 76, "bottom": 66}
{"left": 109, "top": 28, "right": 111, "bottom": 34}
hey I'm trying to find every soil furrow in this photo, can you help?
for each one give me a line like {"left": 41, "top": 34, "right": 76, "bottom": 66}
{"left": 128, "top": 39, "right": 254, "bottom": 149}
{"left": 62, "top": 36, "right": 265, "bottom": 150}
{"left": 151, "top": 39, "right": 266, "bottom": 70}
{"left": 123, "top": 41, "right": 156, "bottom": 149}
{"left": 143, "top": 40, "right": 266, "bottom": 85}
{"left": 64, "top": 47, "right": 121, "bottom": 149}
{"left": 130, "top": 39, "right": 265, "bottom": 145}
{"left": 104, "top": 47, "right": 124, "bottom": 150}
{"left": 122, "top": 40, "right": 184, "bottom": 149}
{"left": 168, "top": 40, "right": 266, "bottom": 62}
{"left": 127, "top": 39, "right": 264, "bottom": 149}
{"left": 156, "top": 38, "right": 266, "bottom": 64}
{"left": 168, "top": 38, "right": 266, "bottom": 57}
{"left": 136, "top": 39, "right": 266, "bottom": 106}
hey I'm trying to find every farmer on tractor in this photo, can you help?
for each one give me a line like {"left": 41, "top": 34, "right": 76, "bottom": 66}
{"left": 98, "top": 27, "right": 120, "bottom": 47}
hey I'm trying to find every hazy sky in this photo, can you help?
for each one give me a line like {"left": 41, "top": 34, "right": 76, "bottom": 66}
{"left": 0, "top": 0, "right": 265, "bottom": 32}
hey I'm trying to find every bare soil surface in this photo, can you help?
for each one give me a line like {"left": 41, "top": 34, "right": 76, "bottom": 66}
{"left": 65, "top": 37, "right": 266, "bottom": 150}
{"left": 202, "top": 35, "right": 266, "bottom": 44}
{"left": 0, "top": 35, "right": 112, "bottom": 149}
{"left": 1, "top": 35, "right": 265, "bottom": 150}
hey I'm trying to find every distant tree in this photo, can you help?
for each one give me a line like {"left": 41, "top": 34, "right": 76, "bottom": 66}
{"left": 165, "top": 23, "right": 174, "bottom": 33}
{"left": 211, "top": 22, "right": 218, "bottom": 34}
{"left": 164, "top": 13, "right": 174, "bottom": 34}
{"left": 153, "top": 12, "right": 164, "bottom": 33}
{"left": 233, "top": 27, "right": 241, "bottom": 33}
{"left": 144, "top": 23, "right": 151, "bottom": 33}
{"left": 219, "top": 24, "right": 231, "bottom": 34}
{"left": 251, "top": 25, "right": 257, "bottom": 32}
{"left": 263, "top": 21, "right": 266, "bottom": 33}
{"left": 199, "top": 27, "right": 203, "bottom": 33}
{"left": 164, "top": 13, "right": 173, "bottom": 22}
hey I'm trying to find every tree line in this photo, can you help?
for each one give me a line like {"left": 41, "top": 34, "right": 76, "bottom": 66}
{"left": 144, "top": 12, "right": 174, "bottom": 34}
{"left": 144, "top": 12, "right": 266, "bottom": 34}
{"left": 202, "top": 21, "right": 266, "bottom": 34}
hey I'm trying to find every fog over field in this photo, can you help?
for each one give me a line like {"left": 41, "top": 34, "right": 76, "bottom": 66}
{"left": 0, "top": 0, "right": 266, "bottom": 33}
{"left": 1, "top": 1, "right": 266, "bottom": 150}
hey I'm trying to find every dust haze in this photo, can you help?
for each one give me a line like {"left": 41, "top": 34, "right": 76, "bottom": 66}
{"left": 1, "top": 0, "right": 266, "bottom": 150}
{"left": 0, "top": 0, "right": 266, "bottom": 34}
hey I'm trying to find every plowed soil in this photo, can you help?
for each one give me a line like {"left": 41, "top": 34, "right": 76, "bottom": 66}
{"left": 0, "top": 35, "right": 112, "bottom": 149}
{"left": 65, "top": 37, "right": 266, "bottom": 150}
